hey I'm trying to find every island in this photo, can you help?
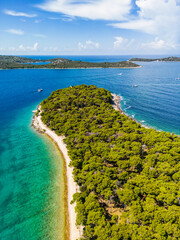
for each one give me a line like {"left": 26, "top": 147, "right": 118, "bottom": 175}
{"left": 0, "top": 55, "right": 140, "bottom": 69}
{"left": 33, "top": 85, "right": 180, "bottom": 240}
{"left": 130, "top": 56, "right": 180, "bottom": 62}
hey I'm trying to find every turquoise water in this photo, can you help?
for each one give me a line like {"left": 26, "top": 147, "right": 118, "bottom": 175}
{"left": 0, "top": 104, "right": 64, "bottom": 239}
{"left": 0, "top": 56, "right": 180, "bottom": 239}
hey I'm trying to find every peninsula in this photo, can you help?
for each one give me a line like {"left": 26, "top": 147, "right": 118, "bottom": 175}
{"left": 0, "top": 55, "right": 140, "bottom": 69}
{"left": 130, "top": 56, "right": 180, "bottom": 62}
{"left": 33, "top": 85, "right": 180, "bottom": 240}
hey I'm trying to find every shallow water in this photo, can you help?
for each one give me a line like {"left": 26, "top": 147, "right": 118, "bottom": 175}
{"left": 0, "top": 56, "right": 180, "bottom": 239}
{"left": 0, "top": 104, "right": 64, "bottom": 239}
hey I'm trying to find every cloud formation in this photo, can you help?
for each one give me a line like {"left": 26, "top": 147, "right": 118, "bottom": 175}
{"left": 3, "top": 43, "right": 39, "bottom": 53}
{"left": 111, "top": 0, "right": 180, "bottom": 49}
{"left": 78, "top": 40, "right": 100, "bottom": 50}
{"left": 37, "top": 0, "right": 180, "bottom": 50}
{"left": 113, "top": 37, "right": 135, "bottom": 49}
{"left": 6, "top": 29, "right": 24, "bottom": 35}
{"left": 4, "top": 9, "right": 37, "bottom": 18}
{"left": 19, "top": 42, "right": 39, "bottom": 51}
{"left": 37, "top": 0, "right": 131, "bottom": 21}
{"left": 142, "top": 37, "right": 177, "bottom": 50}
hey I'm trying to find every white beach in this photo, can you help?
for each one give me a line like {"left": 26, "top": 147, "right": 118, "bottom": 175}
{"left": 32, "top": 111, "right": 83, "bottom": 240}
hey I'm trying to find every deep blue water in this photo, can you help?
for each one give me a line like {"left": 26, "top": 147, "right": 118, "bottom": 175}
{"left": 0, "top": 56, "right": 180, "bottom": 239}
{"left": 22, "top": 54, "right": 180, "bottom": 63}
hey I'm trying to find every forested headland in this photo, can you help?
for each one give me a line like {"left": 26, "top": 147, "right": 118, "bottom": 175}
{"left": 130, "top": 56, "right": 180, "bottom": 62}
{"left": 0, "top": 55, "right": 139, "bottom": 69}
{"left": 40, "top": 85, "right": 180, "bottom": 240}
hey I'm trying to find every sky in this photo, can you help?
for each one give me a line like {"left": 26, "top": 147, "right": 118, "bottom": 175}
{"left": 0, "top": 0, "right": 180, "bottom": 55}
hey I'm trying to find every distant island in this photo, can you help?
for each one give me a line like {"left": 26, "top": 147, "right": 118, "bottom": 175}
{"left": 0, "top": 55, "right": 140, "bottom": 69}
{"left": 33, "top": 85, "right": 180, "bottom": 240}
{"left": 130, "top": 56, "right": 180, "bottom": 62}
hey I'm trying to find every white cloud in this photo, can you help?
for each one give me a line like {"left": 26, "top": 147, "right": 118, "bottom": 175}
{"left": 78, "top": 40, "right": 100, "bottom": 50}
{"left": 113, "top": 36, "right": 135, "bottom": 49}
{"left": 18, "top": 42, "right": 39, "bottom": 51}
{"left": 6, "top": 43, "right": 60, "bottom": 53}
{"left": 113, "top": 36, "right": 178, "bottom": 52}
{"left": 6, "top": 29, "right": 24, "bottom": 35}
{"left": 111, "top": 19, "right": 155, "bottom": 35}
{"left": 142, "top": 37, "right": 177, "bottom": 49}
{"left": 4, "top": 9, "right": 37, "bottom": 18}
{"left": 37, "top": 0, "right": 180, "bottom": 51}
{"left": 37, "top": 0, "right": 131, "bottom": 21}
{"left": 113, "top": 37, "right": 124, "bottom": 48}
{"left": 32, "top": 42, "right": 38, "bottom": 50}
{"left": 18, "top": 45, "right": 25, "bottom": 51}
{"left": 110, "top": 0, "right": 180, "bottom": 48}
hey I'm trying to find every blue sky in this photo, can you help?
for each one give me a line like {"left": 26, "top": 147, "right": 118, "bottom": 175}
{"left": 0, "top": 0, "right": 180, "bottom": 55}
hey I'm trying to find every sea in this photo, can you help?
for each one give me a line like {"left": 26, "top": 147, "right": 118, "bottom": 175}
{"left": 0, "top": 55, "right": 180, "bottom": 239}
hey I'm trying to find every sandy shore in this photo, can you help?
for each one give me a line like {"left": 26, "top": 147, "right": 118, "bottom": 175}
{"left": 32, "top": 109, "right": 83, "bottom": 240}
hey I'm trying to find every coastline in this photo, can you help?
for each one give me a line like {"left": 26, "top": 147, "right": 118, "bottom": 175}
{"left": 31, "top": 94, "right": 124, "bottom": 240}
{"left": 32, "top": 92, "right": 146, "bottom": 240}
{"left": 32, "top": 108, "right": 83, "bottom": 240}
{"left": 111, "top": 93, "right": 150, "bottom": 129}
{"left": 111, "top": 93, "right": 122, "bottom": 112}
{"left": 0, "top": 66, "right": 141, "bottom": 70}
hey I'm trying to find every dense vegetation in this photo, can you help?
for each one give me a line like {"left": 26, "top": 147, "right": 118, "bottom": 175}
{"left": 0, "top": 55, "right": 68, "bottom": 69}
{"left": 0, "top": 55, "right": 139, "bottom": 69}
{"left": 47, "top": 59, "right": 139, "bottom": 69}
{"left": 40, "top": 85, "right": 180, "bottom": 240}
{"left": 130, "top": 56, "right": 180, "bottom": 62}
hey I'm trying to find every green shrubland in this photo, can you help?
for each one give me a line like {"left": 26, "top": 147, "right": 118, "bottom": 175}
{"left": 40, "top": 85, "right": 180, "bottom": 240}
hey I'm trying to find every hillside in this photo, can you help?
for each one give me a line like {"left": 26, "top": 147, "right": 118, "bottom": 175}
{"left": 0, "top": 55, "right": 140, "bottom": 69}
{"left": 130, "top": 56, "right": 180, "bottom": 62}
{"left": 39, "top": 85, "right": 180, "bottom": 240}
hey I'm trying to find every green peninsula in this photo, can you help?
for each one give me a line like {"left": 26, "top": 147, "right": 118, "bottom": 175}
{"left": 130, "top": 56, "right": 180, "bottom": 62}
{"left": 0, "top": 55, "right": 140, "bottom": 69}
{"left": 40, "top": 85, "right": 180, "bottom": 240}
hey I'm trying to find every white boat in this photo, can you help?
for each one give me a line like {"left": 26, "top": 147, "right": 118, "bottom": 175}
{"left": 38, "top": 88, "right": 43, "bottom": 92}
{"left": 132, "top": 85, "right": 138, "bottom": 87}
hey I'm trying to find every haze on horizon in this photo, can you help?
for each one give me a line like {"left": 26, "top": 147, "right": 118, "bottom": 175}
{"left": 0, "top": 0, "right": 180, "bottom": 55}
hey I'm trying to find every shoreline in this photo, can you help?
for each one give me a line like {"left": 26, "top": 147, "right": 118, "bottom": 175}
{"left": 32, "top": 93, "right": 146, "bottom": 240}
{"left": 32, "top": 108, "right": 83, "bottom": 240}
{"left": 0, "top": 66, "right": 141, "bottom": 70}
{"left": 111, "top": 93, "right": 150, "bottom": 129}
